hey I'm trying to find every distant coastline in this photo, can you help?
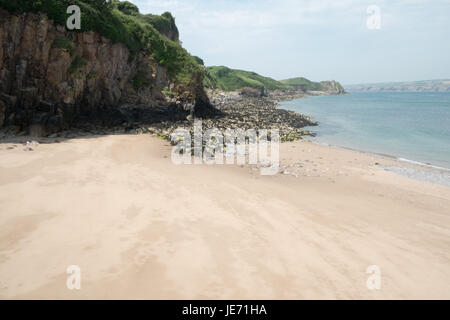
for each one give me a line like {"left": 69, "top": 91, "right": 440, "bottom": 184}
{"left": 345, "top": 79, "right": 450, "bottom": 92}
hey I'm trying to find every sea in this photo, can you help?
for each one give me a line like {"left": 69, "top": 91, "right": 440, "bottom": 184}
{"left": 280, "top": 91, "right": 450, "bottom": 186}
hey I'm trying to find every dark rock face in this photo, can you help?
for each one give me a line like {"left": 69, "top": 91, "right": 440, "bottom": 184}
{"left": 0, "top": 9, "right": 211, "bottom": 136}
{"left": 0, "top": 99, "right": 5, "bottom": 127}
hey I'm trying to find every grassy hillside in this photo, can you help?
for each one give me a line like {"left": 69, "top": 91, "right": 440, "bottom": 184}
{"left": 204, "top": 66, "right": 344, "bottom": 93}
{"left": 280, "top": 77, "right": 323, "bottom": 91}
{"left": 0, "top": 0, "right": 200, "bottom": 85}
{"left": 281, "top": 77, "right": 345, "bottom": 92}
{"left": 204, "top": 66, "right": 290, "bottom": 91}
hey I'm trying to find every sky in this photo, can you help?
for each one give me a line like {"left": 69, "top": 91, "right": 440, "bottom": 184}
{"left": 131, "top": 0, "right": 450, "bottom": 85}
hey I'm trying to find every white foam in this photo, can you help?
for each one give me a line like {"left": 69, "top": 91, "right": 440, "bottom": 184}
{"left": 397, "top": 157, "right": 450, "bottom": 172}
{"left": 382, "top": 165, "right": 450, "bottom": 187}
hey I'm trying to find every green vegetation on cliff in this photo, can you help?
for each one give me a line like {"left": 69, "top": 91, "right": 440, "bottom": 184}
{"left": 132, "top": 70, "right": 151, "bottom": 90}
{"left": 0, "top": 0, "right": 200, "bottom": 85}
{"left": 115, "top": 2, "right": 179, "bottom": 39}
{"left": 51, "top": 36, "right": 76, "bottom": 56}
{"left": 204, "top": 66, "right": 290, "bottom": 91}
{"left": 204, "top": 66, "right": 345, "bottom": 93}
{"left": 68, "top": 55, "right": 87, "bottom": 74}
{"left": 140, "top": 12, "right": 179, "bottom": 39}
{"left": 280, "top": 77, "right": 323, "bottom": 91}
{"left": 116, "top": 0, "right": 139, "bottom": 16}
{"left": 281, "top": 77, "right": 345, "bottom": 92}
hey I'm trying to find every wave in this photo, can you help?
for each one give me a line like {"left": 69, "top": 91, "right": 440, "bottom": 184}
{"left": 397, "top": 158, "right": 450, "bottom": 172}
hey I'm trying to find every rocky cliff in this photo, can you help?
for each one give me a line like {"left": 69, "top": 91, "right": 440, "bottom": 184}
{"left": 0, "top": 8, "right": 211, "bottom": 136}
{"left": 318, "top": 80, "right": 346, "bottom": 94}
{"left": 280, "top": 77, "right": 346, "bottom": 94}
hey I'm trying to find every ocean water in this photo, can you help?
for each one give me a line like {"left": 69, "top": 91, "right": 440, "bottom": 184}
{"left": 280, "top": 92, "right": 450, "bottom": 170}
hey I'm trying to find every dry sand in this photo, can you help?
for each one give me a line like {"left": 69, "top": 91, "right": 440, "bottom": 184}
{"left": 0, "top": 134, "right": 449, "bottom": 299}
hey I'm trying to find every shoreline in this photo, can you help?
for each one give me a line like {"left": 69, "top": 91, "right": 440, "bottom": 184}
{"left": 316, "top": 141, "right": 450, "bottom": 187}
{"left": 2, "top": 125, "right": 450, "bottom": 189}
{"left": 3, "top": 87, "right": 449, "bottom": 186}
{"left": 313, "top": 140, "right": 450, "bottom": 172}
{"left": 2, "top": 87, "right": 448, "bottom": 186}
{"left": 276, "top": 93, "right": 450, "bottom": 175}
{"left": 277, "top": 139, "right": 450, "bottom": 188}
{"left": 0, "top": 88, "right": 323, "bottom": 143}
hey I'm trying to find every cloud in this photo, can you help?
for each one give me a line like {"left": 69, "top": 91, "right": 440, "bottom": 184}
{"left": 130, "top": 0, "right": 450, "bottom": 83}
{"left": 135, "top": 0, "right": 361, "bottom": 30}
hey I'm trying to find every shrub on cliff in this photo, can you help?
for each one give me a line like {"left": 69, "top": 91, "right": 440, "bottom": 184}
{"left": 193, "top": 56, "right": 205, "bottom": 66}
{"left": 51, "top": 36, "right": 76, "bottom": 56}
{"left": 139, "top": 12, "right": 179, "bottom": 41}
{"left": 116, "top": 1, "right": 139, "bottom": 16}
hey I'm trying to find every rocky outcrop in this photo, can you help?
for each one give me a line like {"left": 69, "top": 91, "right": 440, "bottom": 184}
{"left": 319, "top": 80, "right": 346, "bottom": 94}
{"left": 0, "top": 9, "right": 211, "bottom": 136}
{"left": 203, "top": 90, "right": 317, "bottom": 142}
{"left": 240, "top": 86, "right": 266, "bottom": 98}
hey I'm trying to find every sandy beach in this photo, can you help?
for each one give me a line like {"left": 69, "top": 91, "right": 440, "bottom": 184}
{"left": 0, "top": 134, "right": 449, "bottom": 300}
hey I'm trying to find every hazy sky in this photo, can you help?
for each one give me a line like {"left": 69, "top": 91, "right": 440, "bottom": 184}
{"left": 131, "top": 0, "right": 450, "bottom": 84}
